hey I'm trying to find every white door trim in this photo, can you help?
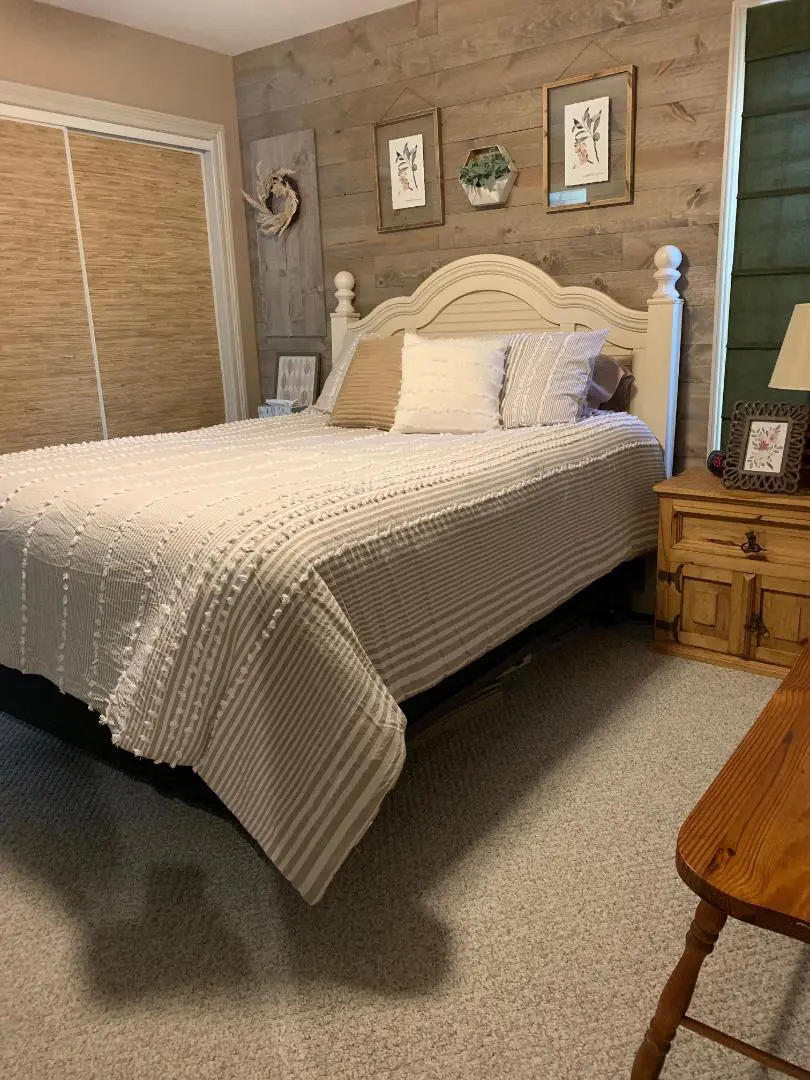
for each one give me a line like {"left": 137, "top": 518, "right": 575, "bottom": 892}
{"left": 0, "top": 80, "right": 248, "bottom": 424}
{"left": 707, "top": 0, "right": 789, "bottom": 451}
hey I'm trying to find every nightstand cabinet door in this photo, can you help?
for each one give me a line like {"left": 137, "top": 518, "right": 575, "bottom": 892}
{"left": 661, "top": 564, "right": 755, "bottom": 657}
{"left": 752, "top": 577, "right": 810, "bottom": 668}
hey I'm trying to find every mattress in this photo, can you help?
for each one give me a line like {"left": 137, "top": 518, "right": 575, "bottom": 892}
{"left": 0, "top": 411, "right": 663, "bottom": 901}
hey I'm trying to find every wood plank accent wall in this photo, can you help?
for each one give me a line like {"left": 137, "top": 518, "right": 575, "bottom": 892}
{"left": 248, "top": 130, "right": 327, "bottom": 339}
{"left": 234, "top": 0, "right": 735, "bottom": 468}
{"left": 69, "top": 134, "right": 225, "bottom": 439}
{"left": 0, "top": 119, "right": 102, "bottom": 454}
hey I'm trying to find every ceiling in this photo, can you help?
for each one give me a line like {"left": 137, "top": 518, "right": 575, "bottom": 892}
{"left": 39, "top": 0, "right": 407, "bottom": 55}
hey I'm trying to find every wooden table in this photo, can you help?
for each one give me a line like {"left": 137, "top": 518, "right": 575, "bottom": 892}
{"left": 632, "top": 645, "right": 810, "bottom": 1079}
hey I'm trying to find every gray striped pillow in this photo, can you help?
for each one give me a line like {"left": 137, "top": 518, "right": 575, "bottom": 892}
{"left": 500, "top": 329, "right": 610, "bottom": 428}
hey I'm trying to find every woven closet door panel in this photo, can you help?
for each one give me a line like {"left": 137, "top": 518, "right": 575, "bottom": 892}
{"left": 0, "top": 119, "right": 102, "bottom": 453}
{"left": 68, "top": 134, "right": 225, "bottom": 438}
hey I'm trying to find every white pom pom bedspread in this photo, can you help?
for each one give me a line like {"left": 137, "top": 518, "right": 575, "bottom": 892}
{"left": 0, "top": 412, "right": 662, "bottom": 902}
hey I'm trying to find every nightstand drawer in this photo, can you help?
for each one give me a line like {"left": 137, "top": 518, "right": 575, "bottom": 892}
{"left": 672, "top": 508, "right": 810, "bottom": 569}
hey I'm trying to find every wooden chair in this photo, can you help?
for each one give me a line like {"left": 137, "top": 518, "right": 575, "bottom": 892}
{"left": 632, "top": 646, "right": 810, "bottom": 1079}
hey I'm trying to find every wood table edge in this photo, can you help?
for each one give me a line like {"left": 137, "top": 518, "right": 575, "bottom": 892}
{"left": 675, "top": 849, "right": 810, "bottom": 945}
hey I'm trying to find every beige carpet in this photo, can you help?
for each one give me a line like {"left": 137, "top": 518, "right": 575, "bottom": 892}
{"left": 2, "top": 625, "right": 809, "bottom": 1080}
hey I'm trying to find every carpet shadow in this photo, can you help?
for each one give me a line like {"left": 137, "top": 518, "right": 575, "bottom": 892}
{"left": 0, "top": 624, "right": 657, "bottom": 1003}
{"left": 0, "top": 722, "right": 254, "bottom": 1006}
{"left": 269, "top": 625, "right": 656, "bottom": 992}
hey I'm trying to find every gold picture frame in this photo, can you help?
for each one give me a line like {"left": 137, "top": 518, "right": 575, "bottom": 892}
{"left": 542, "top": 65, "right": 636, "bottom": 213}
{"left": 372, "top": 107, "right": 444, "bottom": 233}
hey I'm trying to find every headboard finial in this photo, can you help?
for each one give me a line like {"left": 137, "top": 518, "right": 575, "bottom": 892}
{"left": 651, "top": 246, "right": 683, "bottom": 301}
{"left": 334, "top": 271, "right": 357, "bottom": 315}
{"left": 331, "top": 271, "right": 360, "bottom": 360}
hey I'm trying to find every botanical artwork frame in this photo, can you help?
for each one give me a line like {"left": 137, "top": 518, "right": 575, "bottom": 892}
{"left": 373, "top": 108, "right": 444, "bottom": 233}
{"left": 723, "top": 401, "right": 810, "bottom": 493}
{"left": 543, "top": 66, "right": 636, "bottom": 213}
{"left": 276, "top": 354, "right": 320, "bottom": 408}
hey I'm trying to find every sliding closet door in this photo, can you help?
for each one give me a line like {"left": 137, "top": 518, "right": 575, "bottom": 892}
{"left": 68, "top": 134, "right": 225, "bottom": 438}
{"left": 0, "top": 119, "right": 102, "bottom": 453}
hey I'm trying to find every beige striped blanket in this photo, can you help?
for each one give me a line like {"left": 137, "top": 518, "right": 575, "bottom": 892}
{"left": 0, "top": 412, "right": 663, "bottom": 901}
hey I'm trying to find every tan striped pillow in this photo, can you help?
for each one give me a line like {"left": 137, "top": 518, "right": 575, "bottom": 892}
{"left": 329, "top": 334, "right": 404, "bottom": 429}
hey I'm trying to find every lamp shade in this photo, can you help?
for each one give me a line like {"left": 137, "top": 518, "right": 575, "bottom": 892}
{"left": 770, "top": 304, "right": 810, "bottom": 391}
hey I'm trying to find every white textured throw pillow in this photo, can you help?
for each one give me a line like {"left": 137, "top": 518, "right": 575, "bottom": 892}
{"left": 392, "top": 332, "right": 508, "bottom": 434}
{"left": 500, "top": 328, "right": 610, "bottom": 428}
{"left": 314, "top": 330, "right": 362, "bottom": 413}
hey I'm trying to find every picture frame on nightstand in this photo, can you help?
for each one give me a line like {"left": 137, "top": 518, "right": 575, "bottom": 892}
{"left": 276, "top": 354, "right": 320, "bottom": 408}
{"left": 723, "top": 401, "right": 810, "bottom": 494}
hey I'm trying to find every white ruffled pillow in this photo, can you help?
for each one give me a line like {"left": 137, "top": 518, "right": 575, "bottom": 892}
{"left": 314, "top": 330, "right": 362, "bottom": 414}
{"left": 391, "top": 332, "right": 508, "bottom": 434}
{"left": 500, "top": 328, "right": 610, "bottom": 428}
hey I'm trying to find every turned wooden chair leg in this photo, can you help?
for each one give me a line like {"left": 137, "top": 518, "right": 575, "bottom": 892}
{"left": 631, "top": 899, "right": 727, "bottom": 1080}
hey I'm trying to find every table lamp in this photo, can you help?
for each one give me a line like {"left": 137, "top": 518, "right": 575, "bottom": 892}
{"left": 770, "top": 304, "right": 810, "bottom": 481}
{"left": 770, "top": 304, "right": 810, "bottom": 393}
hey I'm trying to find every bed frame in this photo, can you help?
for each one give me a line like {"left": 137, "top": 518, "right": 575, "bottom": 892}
{"left": 331, "top": 246, "right": 684, "bottom": 476}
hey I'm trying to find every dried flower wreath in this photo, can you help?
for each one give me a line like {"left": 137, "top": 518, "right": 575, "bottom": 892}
{"left": 242, "top": 163, "right": 301, "bottom": 237}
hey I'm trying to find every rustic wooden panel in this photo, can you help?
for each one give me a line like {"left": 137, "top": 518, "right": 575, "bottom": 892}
{"left": 0, "top": 119, "right": 102, "bottom": 454}
{"left": 69, "top": 134, "right": 224, "bottom": 439}
{"left": 248, "top": 130, "right": 327, "bottom": 339}
{"left": 235, "top": 0, "right": 736, "bottom": 468}
{"left": 235, "top": 13, "right": 732, "bottom": 139}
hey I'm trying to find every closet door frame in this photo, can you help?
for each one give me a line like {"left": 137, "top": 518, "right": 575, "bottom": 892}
{"left": 0, "top": 80, "right": 248, "bottom": 425}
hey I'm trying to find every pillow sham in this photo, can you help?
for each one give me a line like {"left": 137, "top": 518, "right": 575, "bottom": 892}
{"left": 602, "top": 372, "right": 634, "bottom": 412}
{"left": 587, "top": 355, "right": 634, "bottom": 412}
{"left": 391, "top": 332, "right": 508, "bottom": 434}
{"left": 500, "top": 328, "right": 610, "bottom": 428}
{"left": 313, "top": 330, "right": 362, "bottom": 414}
{"left": 587, "top": 355, "right": 626, "bottom": 407}
{"left": 329, "top": 334, "right": 404, "bottom": 429}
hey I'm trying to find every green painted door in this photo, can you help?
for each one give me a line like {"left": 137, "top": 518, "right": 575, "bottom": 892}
{"left": 723, "top": 0, "right": 810, "bottom": 442}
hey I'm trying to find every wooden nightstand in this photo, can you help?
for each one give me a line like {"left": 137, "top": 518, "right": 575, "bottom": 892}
{"left": 654, "top": 467, "right": 810, "bottom": 676}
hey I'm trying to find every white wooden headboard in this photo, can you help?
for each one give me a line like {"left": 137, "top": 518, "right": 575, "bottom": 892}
{"left": 330, "top": 248, "right": 683, "bottom": 476}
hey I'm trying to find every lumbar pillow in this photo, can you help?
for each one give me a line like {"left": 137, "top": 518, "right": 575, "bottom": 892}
{"left": 329, "top": 334, "right": 404, "bottom": 429}
{"left": 500, "top": 328, "right": 610, "bottom": 428}
{"left": 391, "top": 332, "right": 508, "bottom": 434}
{"left": 313, "top": 330, "right": 362, "bottom": 413}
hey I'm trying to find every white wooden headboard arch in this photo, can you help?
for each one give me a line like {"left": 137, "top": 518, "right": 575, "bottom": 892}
{"left": 331, "top": 248, "right": 683, "bottom": 476}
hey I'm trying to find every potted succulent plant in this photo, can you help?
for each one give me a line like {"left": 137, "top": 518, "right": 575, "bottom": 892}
{"left": 458, "top": 145, "right": 518, "bottom": 209}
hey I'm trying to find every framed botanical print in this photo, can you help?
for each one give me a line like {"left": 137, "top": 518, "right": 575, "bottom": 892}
{"left": 543, "top": 66, "right": 636, "bottom": 213}
{"left": 723, "top": 401, "right": 810, "bottom": 493}
{"left": 276, "top": 354, "right": 320, "bottom": 408}
{"left": 372, "top": 108, "right": 444, "bottom": 233}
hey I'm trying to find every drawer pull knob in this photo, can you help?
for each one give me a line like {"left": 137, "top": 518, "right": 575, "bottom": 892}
{"left": 740, "top": 530, "right": 762, "bottom": 555}
{"left": 745, "top": 613, "right": 769, "bottom": 638}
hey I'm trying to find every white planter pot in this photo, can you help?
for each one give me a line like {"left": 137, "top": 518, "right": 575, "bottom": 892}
{"left": 461, "top": 170, "right": 516, "bottom": 210}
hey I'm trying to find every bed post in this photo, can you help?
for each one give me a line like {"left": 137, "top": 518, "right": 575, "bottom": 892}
{"left": 642, "top": 246, "right": 683, "bottom": 478}
{"left": 330, "top": 271, "right": 361, "bottom": 361}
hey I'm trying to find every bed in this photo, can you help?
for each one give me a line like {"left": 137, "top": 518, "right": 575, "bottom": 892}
{"left": 0, "top": 248, "right": 683, "bottom": 903}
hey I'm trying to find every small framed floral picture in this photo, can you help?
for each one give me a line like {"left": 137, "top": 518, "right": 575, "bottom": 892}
{"left": 723, "top": 402, "right": 810, "bottom": 493}
{"left": 543, "top": 66, "right": 636, "bottom": 213}
{"left": 372, "top": 108, "right": 444, "bottom": 233}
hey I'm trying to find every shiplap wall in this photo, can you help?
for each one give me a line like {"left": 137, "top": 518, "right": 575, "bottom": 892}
{"left": 234, "top": 0, "right": 734, "bottom": 468}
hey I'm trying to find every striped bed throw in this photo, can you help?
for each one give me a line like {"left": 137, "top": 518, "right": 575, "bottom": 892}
{"left": 0, "top": 412, "right": 663, "bottom": 902}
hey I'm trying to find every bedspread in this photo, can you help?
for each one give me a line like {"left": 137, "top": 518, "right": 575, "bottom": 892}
{"left": 0, "top": 412, "right": 663, "bottom": 901}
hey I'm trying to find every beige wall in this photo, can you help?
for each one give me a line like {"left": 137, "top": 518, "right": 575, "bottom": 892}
{"left": 235, "top": 0, "right": 735, "bottom": 468}
{"left": 0, "top": 0, "right": 259, "bottom": 413}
